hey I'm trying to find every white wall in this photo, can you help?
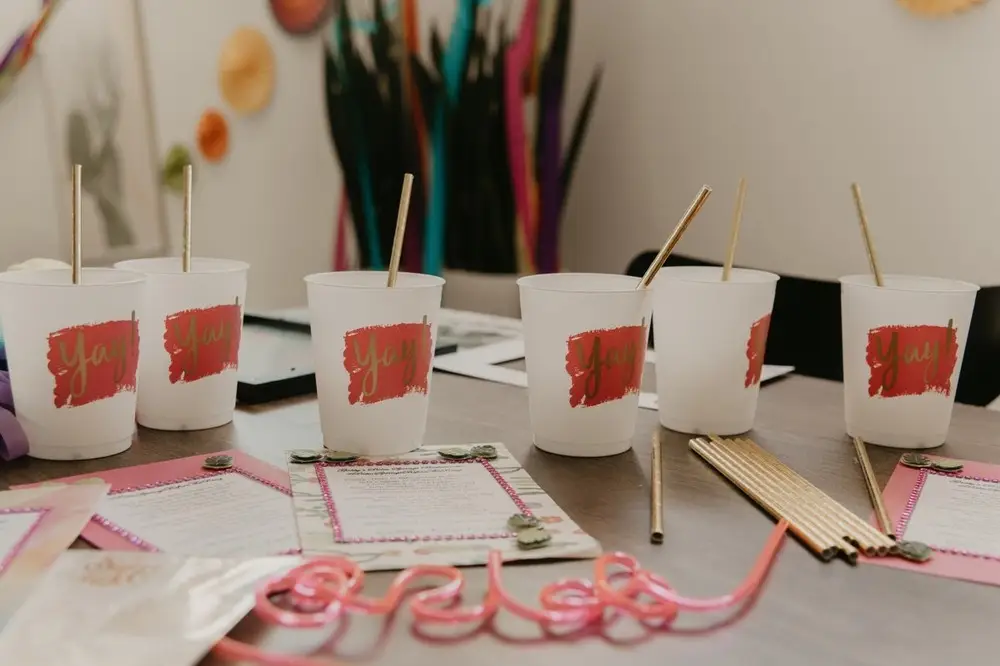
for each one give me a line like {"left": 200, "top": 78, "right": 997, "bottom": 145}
{"left": 561, "top": 0, "right": 1000, "bottom": 286}
{"left": 138, "top": 0, "right": 339, "bottom": 309}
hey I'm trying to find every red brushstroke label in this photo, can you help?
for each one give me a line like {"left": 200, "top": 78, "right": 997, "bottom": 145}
{"left": 866, "top": 319, "right": 958, "bottom": 398}
{"left": 745, "top": 313, "right": 772, "bottom": 388}
{"left": 163, "top": 300, "right": 242, "bottom": 384}
{"left": 565, "top": 324, "right": 646, "bottom": 408}
{"left": 343, "top": 316, "right": 432, "bottom": 405}
{"left": 46, "top": 311, "right": 140, "bottom": 408}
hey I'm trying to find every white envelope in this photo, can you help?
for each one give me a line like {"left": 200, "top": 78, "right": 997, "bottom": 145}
{"left": 0, "top": 551, "right": 299, "bottom": 666}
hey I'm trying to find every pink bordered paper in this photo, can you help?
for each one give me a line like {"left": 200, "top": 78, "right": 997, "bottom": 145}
{"left": 17, "top": 450, "right": 300, "bottom": 557}
{"left": 862, "top": 456, "right": 1000, "bottom": 586}
{"left": 0, "top": 483, "right": 109, "bottom": 629}
{"left": 288, "top": 442, "right": 601, "bottom": 572}
{"left": 317, "top": 457, "right": 528, "bottom": 544}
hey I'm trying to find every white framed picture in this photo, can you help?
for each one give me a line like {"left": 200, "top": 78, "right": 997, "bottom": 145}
{"left": 38, "top": 0, "right": 166, "bottom": 264}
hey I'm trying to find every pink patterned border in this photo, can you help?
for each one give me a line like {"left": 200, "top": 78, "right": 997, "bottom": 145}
{"left": 91, "top": 467, "right": 299, "bottom": 555}
{"left": 314, "top": 458, "right": 531, "bottom": 544}
{"left": 896, "top": 468, "right": 1000, "bottom": 562}
{"left": 0, "top": 507, "right": 49, "bottom": 577}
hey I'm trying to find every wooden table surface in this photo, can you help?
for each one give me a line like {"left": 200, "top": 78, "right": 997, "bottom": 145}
{"left": 3, "top": 372, "right": 999, "bottom": 665}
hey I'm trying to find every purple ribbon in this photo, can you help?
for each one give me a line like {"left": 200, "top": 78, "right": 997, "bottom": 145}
{"left": 0, "top": 371, "right": 29, "bottom": 461}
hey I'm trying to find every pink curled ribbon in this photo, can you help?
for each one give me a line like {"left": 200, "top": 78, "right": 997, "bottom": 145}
{"left": 0, "top": 371, "right": 29, "bottom": 461}
{"left": 213, "top": 520, "right": 789, "bottom": 665}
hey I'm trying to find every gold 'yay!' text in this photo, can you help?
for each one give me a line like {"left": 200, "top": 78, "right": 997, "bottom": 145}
{"left": 57, "top": 311, "right": 138, "bottom": 399}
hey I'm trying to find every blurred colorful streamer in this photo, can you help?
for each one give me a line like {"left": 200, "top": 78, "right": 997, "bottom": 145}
{"left": 323, "top": 0, "right": 599, "bottom": 277}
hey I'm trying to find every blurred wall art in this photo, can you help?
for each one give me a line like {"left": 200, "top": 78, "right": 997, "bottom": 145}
{"left": 0, "top": 0, "right": 166, "bottom": 265}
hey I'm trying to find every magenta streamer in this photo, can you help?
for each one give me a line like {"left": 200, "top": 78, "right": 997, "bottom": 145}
{"left": 504, "top": 0, "right": 538, "bottom": 270}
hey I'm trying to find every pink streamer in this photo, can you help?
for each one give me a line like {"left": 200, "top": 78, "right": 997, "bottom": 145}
{"left": 212, "top": 521, "right": 789, "bottom": 665}
{"left": 504, "top": 0, "right": 538, "bottom": 273}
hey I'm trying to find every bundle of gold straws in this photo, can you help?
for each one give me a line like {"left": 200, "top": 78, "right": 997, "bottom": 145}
{"left": 690, "top": 435, "right": 896, "bottom": 563}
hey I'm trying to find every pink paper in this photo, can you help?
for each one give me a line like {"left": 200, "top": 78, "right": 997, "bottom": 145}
{"left": 862, "top": 455, "right": 1000, "bottom": 586}
{"left": 16, "top": 450, "right": 292, "bottom": 553}
{"left": 0, "top": 483, "right": 108, "bottom": 629}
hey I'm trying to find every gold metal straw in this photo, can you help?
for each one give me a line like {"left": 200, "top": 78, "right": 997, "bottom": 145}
{"left": 712, "top": 437, "right": 861, "bottom": 557}
{"left": 851, "top": 183, "right": 884, "bottom": 287}
{"left": 727, "top": 436, "right": 887, "bottom": 556}
{"left": 849, "top": 188, "right": 901, "bottom": 539}
{"left": 690, "top": 437, "right": 839, "bottom": 561}
{"left": 182, "top": 165, "right": 193, "bottom": 273}
{"left": 387, "top": 173, "right": 414, "bottom": 288}
{"left": 853, "top": 436, "right": 895, "bottom": 539}
{"left": 692, "top": 436, "right": 896, "bottom": 562}
{"left": 702, "top": 436, "right": 848, "bottom": 560}
{"left": 721, "top": 177, "right": 746, "bottom": 282}
{"left": 733, "top": 435, "right": 892, "bottom": 552}
{"left": 71, "top": 164, "right": 82, "bottom": 285}
{"left": 743, "top": 435, "right": 894, "bottom": 552}
{"left": 636, "top": 185, "right": 712, "bottom": 289}
{"left": 650, "top": 431, "right": 664, "bottom": 544}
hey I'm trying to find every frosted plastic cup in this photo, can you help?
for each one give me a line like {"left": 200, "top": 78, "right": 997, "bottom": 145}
{"left": 652, "top": 267, "right": 779, "bottom": 435}
{"left": 0, "top": 268, "right": 145, "bottom": 460}
{"left": 841, "top": 274, "right": 978, "bottom": 449}
{"left": 305, "top": 271, "right": 444, "bottom": 456}
{"left": 114, "top": 258, "right": 248, "bottom": 431}
{"left": 518, "top": 273, "right": 652, "bottom": 457}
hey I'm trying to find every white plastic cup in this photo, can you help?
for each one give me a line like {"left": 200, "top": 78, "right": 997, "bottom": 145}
{"left": 518, "top": 273, "right": 652, "bottom": 457}
{"left": 841, "top": 274, "right": 978, "bottom": 449}
{"left": 652, "top": 266, "right": 779, "bottom": 435}
{"left": 0, "top": 268, "right": 145, "bottom": 460}
{"left": 305, "top": 271, "right": 444, "bottom": 456}
{"left": 114, "top": 258, "right": 248, "bottom": 431}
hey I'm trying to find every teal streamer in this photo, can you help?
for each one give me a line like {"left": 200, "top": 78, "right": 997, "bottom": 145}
{"left": 330, "top": 0, "right": 493, "bottom": 273}
{"left": 328, "top": 10, "right": 340, "bottom": 55}
{"left": 442, "top": 1, "right": 478, "bottom": 102}
{"left": 423, "top": 0, "right": 479, "bottom": 275}
{"left": 425, "top": 110, "right": 446, "bottom": 275}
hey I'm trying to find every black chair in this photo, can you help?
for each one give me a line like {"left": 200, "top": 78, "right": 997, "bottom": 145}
{"left": 626, "top": 252, "right": 1000, "bottom": 407}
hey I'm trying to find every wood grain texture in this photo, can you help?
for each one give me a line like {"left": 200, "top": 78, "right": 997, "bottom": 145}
{"left": 4, "top": 373, "right": 999, "bottom": 665}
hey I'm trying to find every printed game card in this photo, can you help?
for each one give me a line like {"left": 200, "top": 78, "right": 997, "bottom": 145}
{"left": 289, "top": 442, "right": 601, "bottom": 571}
{"left": 863, "top": 456, "right": 1000, "bottom": 586}
{"left": 0, "top": 483, "right": 109, "bottom": 630}
{"left": 0, "top": 551, "right": 299, "bottom": 665}
{"left": 18, "top": 450, "right": 300, "bottom": 558}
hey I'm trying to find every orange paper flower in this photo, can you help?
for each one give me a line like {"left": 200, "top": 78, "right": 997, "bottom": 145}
{"left": 218, "top": 27, "right": 275, "bottom": 115}
{"left": 898, "top": 0, "right": 984, "bottom": 16}
{"left": 197, "top": 109, "right": 229, "bottom": 163}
